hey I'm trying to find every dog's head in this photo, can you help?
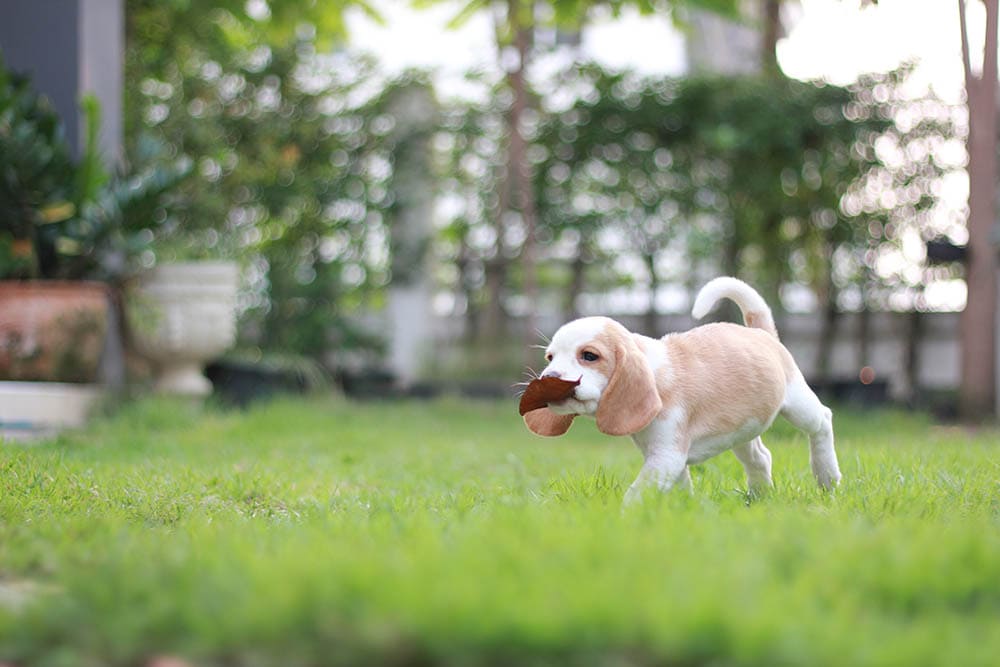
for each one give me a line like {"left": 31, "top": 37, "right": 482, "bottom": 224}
{"left": 525, "top": 317, "right": 663, "bottom": 437}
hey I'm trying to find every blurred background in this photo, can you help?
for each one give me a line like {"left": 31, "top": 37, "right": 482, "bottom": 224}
{"left": 1, "top": 0, "right": 996, "bottom": 430}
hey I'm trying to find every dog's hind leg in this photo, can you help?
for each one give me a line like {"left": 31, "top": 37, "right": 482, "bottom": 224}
{"left": 780, "top": 375, "right": 841, "bottom": 489}
{"left": 732, "top": 437, "right": 772, "bottom": 494}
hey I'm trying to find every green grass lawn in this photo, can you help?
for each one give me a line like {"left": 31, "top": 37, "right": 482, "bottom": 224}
{"left": 1, "top": 397, "right": 999, "bottom": 667}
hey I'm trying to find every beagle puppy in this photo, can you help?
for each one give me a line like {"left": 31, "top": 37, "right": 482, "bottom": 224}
{"left": 524, "top": 277, "right": 841, "bottom": 505}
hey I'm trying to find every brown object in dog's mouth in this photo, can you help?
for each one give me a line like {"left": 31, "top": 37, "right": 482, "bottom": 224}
{"left": 518, "top": 376, "right": 581, "bottom": 415}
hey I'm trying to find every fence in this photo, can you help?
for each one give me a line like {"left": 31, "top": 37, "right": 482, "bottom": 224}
{"left": 426, "top": 309, "right": 960, "bottom": 403}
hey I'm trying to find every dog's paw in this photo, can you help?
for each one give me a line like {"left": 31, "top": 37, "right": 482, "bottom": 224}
{"left": 815, "top": 470, "right": 842, "bottom": 490}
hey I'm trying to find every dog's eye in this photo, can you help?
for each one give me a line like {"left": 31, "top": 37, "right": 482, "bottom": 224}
{"left": 545, "top": 353, "right": 553, "bottom": 362}
{"left": 581, "top": 351, "right": 599, "bottom": 362}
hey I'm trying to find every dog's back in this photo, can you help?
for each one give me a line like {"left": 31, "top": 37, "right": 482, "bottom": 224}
{"left": 661, "top": 323, "right": 790, "bottom": 441}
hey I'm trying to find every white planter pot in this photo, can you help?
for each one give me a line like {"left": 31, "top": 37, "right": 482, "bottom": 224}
{"left": 0, "top": 381, "right": 104, "bottom": 440}
{"left": 128, "top": 261, "right": 239, "bottom": 396}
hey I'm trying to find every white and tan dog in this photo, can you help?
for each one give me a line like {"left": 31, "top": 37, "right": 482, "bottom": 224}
{"left": 525, "top": 277, "right": 841, "bottom": 505}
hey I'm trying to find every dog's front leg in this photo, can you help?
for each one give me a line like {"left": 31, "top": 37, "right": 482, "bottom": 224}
{"left": 623, "top": 448, "right": 690, "bottom": 506}
{"left": 623, "top": 418, "right": 690, "bottom": 506}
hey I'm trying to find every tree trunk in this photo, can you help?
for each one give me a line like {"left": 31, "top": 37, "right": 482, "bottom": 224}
{"left": 717, "top": 226, "right": 742, "bottom": 323}
{"left": 958, "top": 0, "right": 999, "bottom": 421}
{"left": 643, "top": 251, "right": 660, "bottom": 337}
{"left": 813, "top": 240, "right": 838, "bottom": 381}
{"left": 482, "top": 256, "right": 508, "bottom": 343}
{"left": 761, "top": 214, "right": 784, "bottom": 312}
{"left": 456, "top": 243, "right": 480, "bottom": 343}
{"left": 903, "top": 309, "right": 923, "bottom": 406}
{"left": 857, "top": 300, "right": 870, "bottom": 374}
{"left": 761, "top": 0, "right": 782, "bottom": 76}
{"left": 505, "top": 0, "right": 540, "bottom": 364}
{"left": 816, "top": 287, "right": 839, "bottom": 381}
{"left": 565, "top": 242, "right": 586, "bottom": 323}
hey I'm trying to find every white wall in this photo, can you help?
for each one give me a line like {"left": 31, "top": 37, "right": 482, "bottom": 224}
{"left": 428, "top": 310, "right": 960, "bottom": 399}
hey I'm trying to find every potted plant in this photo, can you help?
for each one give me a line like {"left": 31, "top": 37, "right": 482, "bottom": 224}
{"left": 126, "top": 258, "right": 240, "bottom": 397}
{"left": 112, "top": 128, "right": 240, "bottom": 397}
{"left": 0, "top": 60, "right": 189, "bottom": 436}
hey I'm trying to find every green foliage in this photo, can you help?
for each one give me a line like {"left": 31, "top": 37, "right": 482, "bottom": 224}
{"left": 0, "top": 399, "right": 998, "bottom": 666}
{"left": 437, "top": 64, "right": 957, "bottom": 326}
{"left": 126, "top": 0, "right": 374, "bottom": 66}
{"left": 0, "top": 61, "right": 76, "bottom": 279}
{"left": 418, "top": 0, "right": 742, "bottom": 32}
{"left": 0, "top": 57, "right": 192, "bottom": 281}
{"left": 126, "top": 2, "right": 420, "bottom": 358}
{"left": 124, "top": 0, "right": 960, "bottom": 367}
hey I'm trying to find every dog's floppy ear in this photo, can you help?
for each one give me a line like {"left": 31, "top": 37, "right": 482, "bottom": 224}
{"left": 524, "top": 408, "right": 575, "bottom": 437}
{"left": 596, "top": 333, "right": 662, "bottom": 436}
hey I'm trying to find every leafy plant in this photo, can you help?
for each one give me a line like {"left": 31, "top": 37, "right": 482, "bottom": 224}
{"left": 438, "top": 63, "right": 958, "bottom": 349}
{"left": 125, "top": 3, "right": 411, "bottom": 358}
{"left": 0, "top": 57, "right": 192, "bottom": 282}
{"left": 0, "top": 60, "right": 77, "bottom": 279}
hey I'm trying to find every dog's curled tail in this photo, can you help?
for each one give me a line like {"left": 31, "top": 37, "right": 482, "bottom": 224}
{"left": 691, "top": 277, "right": 779, "bottom": 338}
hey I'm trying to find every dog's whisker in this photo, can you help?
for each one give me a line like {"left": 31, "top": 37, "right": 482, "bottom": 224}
{"left": 510, "top": 382, "right": 529, "bottom": 398}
